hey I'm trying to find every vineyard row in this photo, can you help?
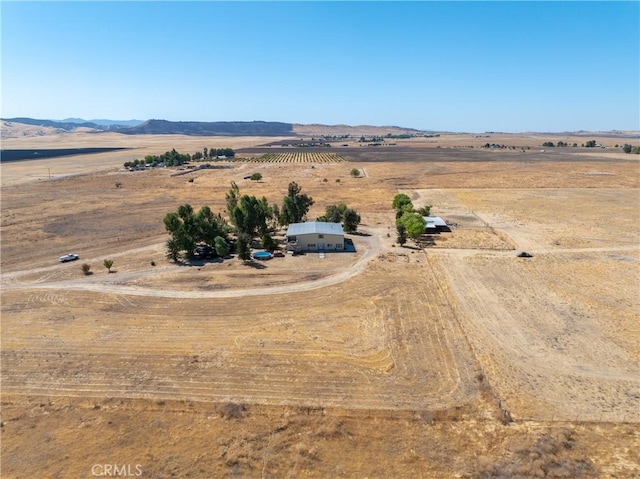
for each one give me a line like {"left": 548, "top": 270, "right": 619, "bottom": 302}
{"left": 245, "top": 152, "right": 347, "bottom": 163}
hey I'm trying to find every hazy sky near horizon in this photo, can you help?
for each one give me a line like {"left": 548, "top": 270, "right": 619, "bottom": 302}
{"left": 2, "top": 1, "right": 638, "bottom": 132}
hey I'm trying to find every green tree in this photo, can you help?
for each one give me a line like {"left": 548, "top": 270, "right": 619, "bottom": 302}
{"left": 166, "top": 238, "right": 181, "bottom": 262}
{"left": 397, "top": 212, "right": 426, "bottom": 240}
{"left": 261, "top": 234, "right": 276, "bottom": 250}
{"left": 392, "top": 193, "right": 413, "bottom": 211}
{"left": 318, "top": 203, "right": 347, "bottom": 223}
{"left": 195, "top": 206, "right": 229, "bottom": 246}
{"left": 236, "top": 233, "right": 251, "bottom": 261}
{"left": 396, "top": 223, "right": 407, "bottom": 246}
{"left": 417, "top": 205, "right": 432, "bottom": 216}
{"left": 164, "top": 204, "right": 229, "bottom": 259}
{"left": 281, "top": 182, "right": 314, "bottom": 225}
{"left": 225, "top": 182, "right": 240, "bottom": 213}
{"left": 350, "top": 168, "right": 360, "bottom": 177}
{"left": 622, "top": 144, "right": 632, "bottom": 154}
{"left": 214, "top": 236, "right": 230, "bottom": 257}
{"left": 103, "top": 259, "right": 114, "bottom": 273}
{"left": 342, "top": 208, "right": 361, "bottom": 233}
{"left": 250, "top": 173, "right": 263, "bottom": 181}
{"left": 229, "top": 194, "right": 273, "bottom": 240}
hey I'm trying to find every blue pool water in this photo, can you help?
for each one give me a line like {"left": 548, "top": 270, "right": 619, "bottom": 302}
{"left": 253, "top": 251, "right": 273, "bottom": 260}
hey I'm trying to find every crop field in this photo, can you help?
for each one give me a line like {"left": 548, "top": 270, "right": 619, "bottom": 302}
{"left": 1, "top": 130, "right": 639, "bottom": 478}
{"left": 246, "top": 151, "right": 346, "bottom": 163}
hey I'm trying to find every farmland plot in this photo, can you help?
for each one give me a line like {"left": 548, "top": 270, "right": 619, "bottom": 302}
{"left": 0, "top": 256, "right": 483, "bottom": 413}
{"left": 248, "top": 152, "right": 346, "bottom": 163}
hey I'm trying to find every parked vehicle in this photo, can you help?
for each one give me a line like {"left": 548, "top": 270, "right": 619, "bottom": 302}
{"left": 194, "top": 244, "right": 217, "bottom": 259}
{"left": 58, "top": 253, "right": 79, "bottom": 262}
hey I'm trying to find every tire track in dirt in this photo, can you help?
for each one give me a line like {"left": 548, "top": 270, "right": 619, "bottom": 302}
{"left": 431, "top": 249, "right": 639, "bottom": 421}
{"left": 1, "top": 249, "right": 481, "bottom": 411}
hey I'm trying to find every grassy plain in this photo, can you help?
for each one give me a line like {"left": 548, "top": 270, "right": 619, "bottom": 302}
{"left": 1, "top": 128, "right": 639, "bottom": 477}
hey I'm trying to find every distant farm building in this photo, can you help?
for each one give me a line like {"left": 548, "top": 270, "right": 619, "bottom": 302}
{"left": 423, "top": 216, "right": 451, "bottom": 233}
{"left": 286, "top": 222, "right": 344, "bottom": 252}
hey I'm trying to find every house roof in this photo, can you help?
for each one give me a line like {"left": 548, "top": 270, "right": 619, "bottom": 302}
{"left": 286, "top": 221, "right": 344, "bottom": 236}
{"left": 423, "top": 216, "right": 447, "bottom": 228}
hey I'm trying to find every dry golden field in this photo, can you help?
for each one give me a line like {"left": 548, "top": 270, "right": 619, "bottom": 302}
{"left": 1, "top": 129, "right": 639, "bottom": 478}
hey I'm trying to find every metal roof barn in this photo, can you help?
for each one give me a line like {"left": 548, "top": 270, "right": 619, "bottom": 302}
{"left": 286, "top": 222, "right": 345, "bottom": 252}
{"left": 286, "top": 222, "right": 344, "bottom": 236}
{"left": 423, "top": 216, "right": 448, "bottom": 230}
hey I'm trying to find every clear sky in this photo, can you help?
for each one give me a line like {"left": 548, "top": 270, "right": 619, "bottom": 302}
{"left": 2, "top": 1, "right": 638, "bottom": 132}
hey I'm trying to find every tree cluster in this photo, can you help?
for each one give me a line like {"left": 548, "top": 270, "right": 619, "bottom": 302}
{"left": 280, "top": 182, "right": 314, "bottom": 225}
{"left": 164, "top": 205, "right": 230, "bottom": 261}
{"left": 164, "top": 181, "right": 316, "bottom": 262}
{"left": 204, "top": 147, "right": 236, "bottom": 159}
{"left": 392, "top": 193, "right": 429, "bottom": 242}
{"left": 541, "top": 141, "right": 570, "bottom": 147}
{"left": 226, "top": 182, "right": 277, "bottom": 241}
{"left": 124, "top": 147, "right": 236, "bottom": 168}
{"left": 392, "top": 193, "right": 431, "bottom": 218}
{"left": 317, "top": 203, "right": 361, "bottom": 233}
{"left": 358, "top": 136, "right": 385, "bottom": 143}
{"left": 622, "top": 144, "right": 640, "bottom": 154}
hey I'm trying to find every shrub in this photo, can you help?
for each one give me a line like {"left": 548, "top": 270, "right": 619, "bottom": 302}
{"left": 81, "top": 263, "right": 91, "bottom": 275}
{"left": 261, "top": 234, "right": 276, "bottom": 250}
{"left": 216, "top": 402, "right": 246, "bottom": 419}
{"left": 103, "top": 259, "right": 114, "bottom": 273}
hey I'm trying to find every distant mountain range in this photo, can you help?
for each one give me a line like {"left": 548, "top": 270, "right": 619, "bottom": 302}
{"left": 59, "top": 118, "right": 144, "bottom": 127}
{"left": 1, "top": 117, "right": 427, "bottom": 137}
{"left": 2, "top": 117, "right": 139, "bottom": 131}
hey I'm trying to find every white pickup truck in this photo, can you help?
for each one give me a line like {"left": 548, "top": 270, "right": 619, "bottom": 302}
{"left": 58, "top": 253, "right": 79, "bottom": 263}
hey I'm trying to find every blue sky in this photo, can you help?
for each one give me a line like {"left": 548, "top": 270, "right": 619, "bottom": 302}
{"left": 2, "top": 1, "right": 638, "bottom": 132}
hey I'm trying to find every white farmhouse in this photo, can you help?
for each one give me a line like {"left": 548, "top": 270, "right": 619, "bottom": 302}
{"left": 286, "top": 222, "right": 344, "bottom": 252}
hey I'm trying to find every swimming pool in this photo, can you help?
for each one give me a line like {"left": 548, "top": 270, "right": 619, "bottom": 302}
{"left": 252, "top": 251, "right": 273, "bottom": 260}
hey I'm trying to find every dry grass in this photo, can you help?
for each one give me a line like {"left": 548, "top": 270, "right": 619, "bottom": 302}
{"left": 1, "top": 130, "right": 638, "bottom": 477}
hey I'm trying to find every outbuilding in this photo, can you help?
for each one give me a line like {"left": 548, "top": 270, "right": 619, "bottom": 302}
{"left": 286, "top": 222, "right": 344, "bottom": 252}
{"left": 423, "top": 216, "right": 450, "bottom": 233}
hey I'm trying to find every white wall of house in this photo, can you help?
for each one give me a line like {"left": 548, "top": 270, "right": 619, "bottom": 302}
{"left": 286, "top": 222, "right": 345, "bottom": 252}
{"left": 290, "top": 233, "right": 344, "bottom": 252}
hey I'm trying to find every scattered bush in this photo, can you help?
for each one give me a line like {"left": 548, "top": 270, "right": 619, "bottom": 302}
{"left": 103, "top": 259, "right": 114, "bottom": 273}
{"left": 81, "top": 263, "right": 91, "bottom": 275}
{"left": 216, "top": 402, "right": 246, "bottom": 419}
